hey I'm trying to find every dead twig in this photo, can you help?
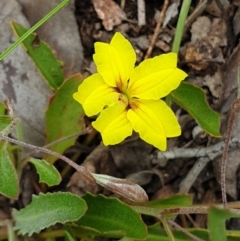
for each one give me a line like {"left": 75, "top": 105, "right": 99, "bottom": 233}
{"left": 153, "top": 138, "right": 240, "bottom": 166}
{"left": 179, "top": 157, "right": 209, "bottom": 193}
{"left": 221, "top": 99, "right": 240, "bottom": 208}
{"left": 120, "top": 0, "right": 126, "bottom": 9}
{"left": 144, "top": 0, "right": 169, "bottom": 59}
{"left": 137, "top": 0, "right": 146, "bottom": 26}
{"left": 168, "top": 219, "right": 205, "bottom": 241}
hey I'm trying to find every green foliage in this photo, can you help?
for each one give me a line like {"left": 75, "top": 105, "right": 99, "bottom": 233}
{"left": 171, "top": 82, "right": 221, "bottom": 137}
{"left": 140, "top": 194, "right": 192, "bottom": 209}
{"left": 13, "top": 192, "right": 87, "bottom": 236}
{"left": 208, "top": 207, "right": 240, "bottom": 241}
{"left": 147, "top": 223, "right": 240, "bottom": 241}
{"left": 0, "top": 1, "right": 231, "bottom": 241}
{"left": 147, "top": 223, "right": 209, "bottom": 241}
{"left": 76, "top": 193, "right": 147, "bottom": 240}
{"left": 0, "top": 144, "right": 18, "bottom": 198}
{"left": 64, "top": 227, "right": 77, "bottom": 241}
{"left": 0, "top": 103, "right": 5, "bottom": 115}
{"left": 29, "top": 158, "right": 62, "bottom": 186}
{"left": 45, "top": 74, "right": 84, "bottom": 164}
{"left": 0, "top": 116, "right": 12, "bottom": 131}
{"left": 11, "top": 22, "right": 64, "bottom": 90}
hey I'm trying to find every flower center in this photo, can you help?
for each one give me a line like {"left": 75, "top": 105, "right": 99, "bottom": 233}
{"left": 118, "top": 93, "right": 128, "bottom": 105}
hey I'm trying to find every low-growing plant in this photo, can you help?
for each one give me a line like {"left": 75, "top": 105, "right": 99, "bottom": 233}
{"left": 0, "top": 1, "right": 239, "bottom": 241}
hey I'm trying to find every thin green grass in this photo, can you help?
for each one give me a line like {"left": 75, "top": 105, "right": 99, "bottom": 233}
{"left": 0, "top": 0, "right": 70, "bottom": 61}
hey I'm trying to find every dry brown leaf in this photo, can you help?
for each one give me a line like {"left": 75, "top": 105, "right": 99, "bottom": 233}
{"left": 163, "top": 1, "right": 179, "bottom": 27}
{"left": 233, "top": 6, "right": 240, "bottom": 36}
{"left": 205, "top": 0, "right": 224, "bottom": 17}
{"left": 185, "top": 16, "right": 226, "bottom": 71}
{"left": 204, "top": 67, "right": 224, "bottom": 104}
{"left": 220, "top": 43, "right": 240, "bottom": 114}
{"left": 127, "top": 170, "right": 164, "bottom": 194}
{"left": 208, "top": 18, "right": 227, "bottom": 48}
{"left": 190, "top": 16, "right": 211, "bottom": 43}
{"left": 0, "top": 0, "right": 53, "bottom": 146}
{"left": 92, "top": 0, "right": 125, "bottom": 31}
{"left": 68, "top": 144, "right": 120, "bottom": 196}
{"left": 109, "top": 139, "right": 153, "bottom": 176}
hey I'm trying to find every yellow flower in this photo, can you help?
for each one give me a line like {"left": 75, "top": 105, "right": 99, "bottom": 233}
{"left": 73, "top": 32, "right": 187, "bottom": 151}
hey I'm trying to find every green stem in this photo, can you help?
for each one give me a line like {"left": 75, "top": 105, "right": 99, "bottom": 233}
{"left": 160, "top": 217, "right": 176, "bottom": 241}
{"left": 171, "top": 0, "right": 192, "bottom": 53}
{"left": 0, "top": 0, "right": 70, "bottom": 61}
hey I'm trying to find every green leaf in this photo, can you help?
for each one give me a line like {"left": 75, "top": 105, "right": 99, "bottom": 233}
{"left": 208, "top": 207, "right": 240, "bottom": 241}
{"left": 11, "top": 22, "right": 64, "bottom": 90}
{"left": 0, "top": 103, "right": 5, "bottom": 116}
{"left": 0, "top": 146, "right": 18, "bottom": 198}
{"left": 132, "top": 194, "right": 192, "bottom": 219}
{"left": 45, "top": 74, "right": 84, "bottom": 164}
{"left": 76, "top": 193, "right": 147, "bottom": 240}
{"left": 139, "top": 194, "right": 192, "bottom": 209}
{"left": 0, "top": 116, "right": 12, "bottom": 132}
{"left": 147, "top": 223, "right": 210, "bottom": 241}
{"left": 13, "top": 192, "right": 87, "bottom": 236}
{"left": 170, "top": 82, "right": 221, "bottom": 137}
{"left": 148, "top": 223, "right": 240, "bottom": 241}
{"left": 29, "top": 158, "right": 62, "bottom": 186}
{"left": 64, "top": 227, "right": 76, "bottom": 241}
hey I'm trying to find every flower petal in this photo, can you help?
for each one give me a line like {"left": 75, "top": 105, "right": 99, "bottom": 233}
{"left": 127, "top": 99, "right": 181, "bottom": 151}
{"left": 73, "top": 73, "right": 119, "bottom": 116}
{"left": 92, "top": 102, "right": 132, "bottom": 145}
{"left": 128, "top": 53, "right": 187, "bottom": 99}
{"left": 93, "top": 32, "right": 136, "bottom": 90}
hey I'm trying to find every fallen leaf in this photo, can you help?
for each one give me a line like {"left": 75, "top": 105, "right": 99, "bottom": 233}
{"left": 185, "top": 16, "right": 226, "bottom": 71}
{"left": 163, "top": 2, "right": 179, "bottom": 27}
{"left": 204, "top": 67, "right": 224, "bottom": 105}
{"left": 92, "top": 0, "right": 125, "bottom": 31}
{"left": 0, "top": 0, "right": 53, "bottom": 146}
{"left": 233, "top": 6, "right": 240, "bottom": 35}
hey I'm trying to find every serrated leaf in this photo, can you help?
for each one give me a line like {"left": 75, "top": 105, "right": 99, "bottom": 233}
{"left": 76, "top": 194, "right": 147, "bottom": 240}
{"left": 13, "top": 192, "right": 87, "bottom": 236}
{"left": 170, "top": 82, "right": 221, "bottom": 137}
{"left": 0, "top": 146, "right": 18, "bottom": 198}
{"left": 11, "top": 21, "right": 64, "bottom": 90}
{"left": 45, "top": 74, "right": 84, "bottom": 164}
{"left": 29, "top": 158, "right": 61, "bottom": 186}
{"left": 208, "top": 207, "right": 240, "bottom": 241}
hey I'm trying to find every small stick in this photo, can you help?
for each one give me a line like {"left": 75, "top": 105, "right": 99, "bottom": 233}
{"left": 121, "top": 0, "right": 126, "bottom": 9}
{"left": 144, "top": 0, "right": 169, "bottom": 59}
{"left": 24, "top": 126, "right": 93, "bottom": 158}
{"left": 0, "top": 135, "right": 96, "bottom": 184}
{"left": 179, "top": 157, "right": 209, "bottom": 193}
{"left": 221, "top": 99, "right": 240, "bottom": 208}
{"left": 4, "top": 98, "right": 14, "bottom": 119}
{"left": 137, "top": 0, "right": 146, "bottom": 26}
{"left": 168, "top": 219, "right": 204, "bottom": 241}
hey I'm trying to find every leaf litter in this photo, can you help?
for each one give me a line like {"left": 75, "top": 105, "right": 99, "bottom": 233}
{"left": 1, "top": 0, "right": 240, "bottom": 232}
